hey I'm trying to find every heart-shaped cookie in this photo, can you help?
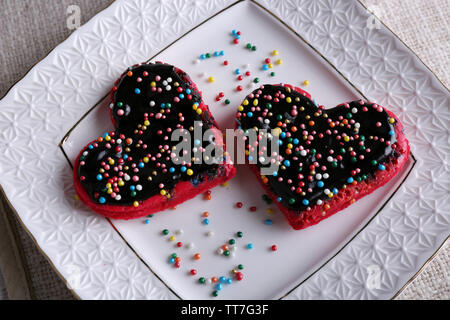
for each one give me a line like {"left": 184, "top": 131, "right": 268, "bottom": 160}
{"left": 235, "top": 84, "right": 409, "bottom": 230}
{"left": 73, "top": 62, "right": 236, "bottom": 219}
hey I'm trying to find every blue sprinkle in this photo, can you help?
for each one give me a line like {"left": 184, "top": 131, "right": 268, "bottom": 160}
{"left": 138, "top": 162, "right": 144, "bottom": 168}
{"left": 88, "top": 145, "right": 94, "bottom": 149}
{"left": 235, "top": 35, "right": 241, "bottom": 39}
{"left": 247, "top": 112, "right": 253, "bottom": 117}
{"left": 235, "top": 69, "right": 240, "bottom": 75}
{"left": 123, "top": 154, "right": 128, "bottom": 160}
{"left": 283, "top": 160, "right": 290, "bottom": 167}
{"left": 247, "top": 243, "right": 253, "bottom": 249}
{"left": 332, "top": 188, "right": 338, "bottom": 194}
{"left": 219, "top": 50, "right": 225, "bottom": 56}
{"left": 248, "top": 156, "right": 253, "bottom": 161}
{"left": 302, "top": 199, "right": 309, "bottom": 206}
{"left": 194, "top": 139, "right": 201, "bottom": 146}
{"left": 180, "top": 166, "right": 187, "bottom": 172}
{"left": 227, "top": 278, "right": 233, "bottom": 284}
{"left": 262, "top": 64, "right": 269, "bottom": 70}
{"left": 278, "top": 140, "right": 283, "bottom": 145}
{"left": 273, "top": 171, "right": 278, "bottom": 177}
{"left": 135, "top": 88, "right": 141, "bottom": 94}
{"left": 232, "top": 29, "right": 237, "bottom": 35}
{"left": 317, "top": 181, "right": 324, "bottom": 188}
{"left": 186, "top": 89, "right": 191, "bottom": 94}
{"left": 203, "top": 218, "right": 209, "bottom": 225}
{"left": 214, "top": 51, "right": 219, "bottom": 57}
{"left": 389, "top": 130, "right": 394, "bottom": 136}
{"left": 277, "top": 197, "right": 282, "bottom": 202}
{"left": 200, "top": 54, "right": 206, "bottom": 60}
{"left": 378, "top": 164, "right": 386, "bottom": 170}
{"left": 169, "top": 167, "right": 175, "bottom": 173}
{"left": 265, "top": 219, "right": 273, "bottom": 225}
{"left": 347, "top": 177, "right": 354, "bottom": 183}
{"left": 144, "top": 219, "right": 150, "bottom": 224}
{"left": 98, "top": 197, "right": 106, "bottom": 204}
{"left": 293, "top": 138, "right": 299, "bottom": 144}
{"left": 169, "top": 258, "right": 175, "bottom": 264}
{"left": 179, "top": 93, "right": 185, "bottom": 99}
{"left": 280, "top": 132, "right": 286, "bottom": 138}
{"left": 96, "top": 174, "right": 103, "bottom": 181}
{"left": 216, "top": 283, "right": 223, "bottom": 291}
{"left": 161, "top": 103, "right": 166, "bottom": 108}
{"left": 130, "top": 185, "right": 135, "bottom": 191}
{"left": 103, "top": 132, "right": 109, "bottom": 138}
{"left": 219, "top": 276, "right": 226, "bottom": 283}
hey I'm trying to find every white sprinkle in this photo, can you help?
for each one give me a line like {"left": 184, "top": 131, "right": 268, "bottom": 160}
{"left": 217, "top": 248, "right": 224, "bottom": 255}
{"left": 165, "top": 85, "right": 171, "bottom": 91}
{"left": 150, "top": 101, "right": 155, "bottom": 107}
{"left": 315, "top": 173, "right": 322, "bottom": 180}
{"left": 109, "top": 103, "right": 114, "bottom": 109}
{"left": 167, "top": 77, "right": 172, "bottom": 83}
{"left": 317, "top": 199, "right": 323, "bottom": 205}
{"left": 206, "top": 231, "right": 214, "bottom": 237}
{"left": 115, "top": 195, "right": 121, "bottom": 201}
{"left": 352, "top": 107, "right": 358, "bottom": 113}
{"left": 136, "top": 184, "right": 142, "bottom": 191}
{"left": 324, "top": 189, "right": 331, "bottom": 195}
{"left": 206, "top": 278, "right": 212, "bottom": 284}
{"left": 323, "top": 173, "right": 329, "bottom": 179}
{"left": 327, "top": 156, "right": 333, "bottom": 162}
{"left": 175, "top": 229, "right": 183, "bottom": 235}
{"left": 300, "top": 150, "right": 307, "bottom": 156}
{"left": 185, "top": 242, "right": 194, "bottom": 249}
{"left": 162, "top": 80, "right": 168, "bottom": 86}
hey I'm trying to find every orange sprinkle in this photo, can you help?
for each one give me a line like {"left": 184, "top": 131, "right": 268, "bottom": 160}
{"left": 291, "top": 126, "right": 297, "bottom": 132}
{"left": 324, "top": 204, "right": 331, "bottom": 210}
{"left": 309, "top": 121, "right": 315, "bottom": 126}
{"left": 175, "top": 257, "right": 181, "bottom": 263}
{"left": 205, "top": 194, "right": 212, "bottom": 200}
{"left": 329, "top": 122, "right": 335, "bottom": 128}
{"left": 211, "top": 277, "right": 218, "bottom": 283}
{"left": 203, "top": 211, "right": 209, "bottom": 217}
{"left": 127, "top": 71, "right": 133, "bottom": 77}
{"left": 194, "top": 253, "right": 201, "bottom": 260}
{"left": 221, "top": 244, "right": 229, "bottom": 251}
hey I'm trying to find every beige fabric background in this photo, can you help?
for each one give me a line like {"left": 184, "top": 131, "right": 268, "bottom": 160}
{"left": 0, "top": 0, "right": 448, "bottom": 300}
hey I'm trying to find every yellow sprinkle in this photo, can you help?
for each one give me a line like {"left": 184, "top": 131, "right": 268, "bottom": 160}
{"left": 160, "top": 189, "right": 167, "bottom": 196}
{"left": 208, "top": 76, "right": 215, "bottom": 83}
{"left": 287, "top": 143, "right": 293, "bottom": 149}
{"left": 150, "top": 81, "right": 156, "bottom": 87}
{"left": 344, "top": 136, "right": 350, "bottom": 142}
{"left": 105, "top": 135, "right": 111, "bottom": 141}
{"left": 186, "top": 169, "right": 193, "bottom": 176}
{"left": 221, "top": 181, "right": 228, "bottom": 187}
{"left": 243, "top": 99, "right": 249, "bottom": 105}
{"left": 266, "top": 208, "right": 274, "bottom": 214}
{"left": 389, "top": 117, "right": 396, "bottom": 124}
{"left": 118, "top": 180, "right": 125, "bottom": 187}
{"left": 74, "top": 195, "right": 79, "bottom": 200}
{"left": 268, "top": 63, "right": 273, "bottom": 68}
{"left": 133, "top": 201, "right": 139, "bottom": 207}
{"left": 272, "top": 127, "right": 282, "bottom": 137}
{"left": 328, "top": 193, "right": 333, "bottom": 198}
{"left": 253, "top": 99, "right": 258, "bottom": 106}
{"left": 108, "top": 159, "right": 115, "bottom": 165}
{"left": 238, "top": 105, "right": 244, "bottom": 111}
{"left": 272, "top": 50, "right": 279, "bottom": 56}
{"left": 106, "top": 183, "right": 111, "bottom": 188}
{"left": 143, "top": 157, "right": 149, "bottom": 163}
{"left": 196, "top": 108, "right": 202, "bottom": 115}
{"left": 144, "top": 120, "right": 150, "bottom": 126}
{"left": 107, "top": 188, "right": 113, "bottom": 194}
{"left": 286, "top": 97, "right": 292, "bottom": 103}
{"left": 303, "top": 80, "right": 309, "bottom": 86}
{"left": 169, "top": 236, "right": 176, "bottom": 241}
{"left": 276, "top": 59, "right": 282, "bottom": 65}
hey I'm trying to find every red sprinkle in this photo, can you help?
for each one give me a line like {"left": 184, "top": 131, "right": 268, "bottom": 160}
{"left": 233, "top": 39, "right": 239, "bottom": 44}
{"left": 190, "top": 269, "right": 197, "bottom": 276}
{"left": 236, "top": 85, "right": 243, "bottom": 91}
{"left": 235, "top": 272, "right": 244, "bottom": 281}
{"left": 223, "top": 60, "right": 229, "bottom": 66}
{"left": 249, "top": 206, "right": 257, "bottom": 212}
{"left": 271, "top": 245, "right": 277, "bottom": 251}
{"left": 236, "top": 202, "right": 243, "bottom": 208}
{"left": 176, "top": 242, "right": 183, "bottom": 247}
{"left": 174, "top": 262, "right": 181, "bottom": 268}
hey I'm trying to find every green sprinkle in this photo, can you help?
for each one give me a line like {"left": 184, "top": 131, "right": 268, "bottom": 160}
{"left": 237, "top": 231, "right": 243, "bottom": 238}
{"left": 199, "top": 277, "right": 206, "bottom": 284}
{"left": 340, "top": 148, "right": 346, "bottom": 154}
{"left": 117, "top": 102, "right": 123, "bottom": 107}
{"left": 289, "top": 198, "right": 296, "bottom": 205}
{"left": 266, "top": 102, "right": 272, "bottom": 109}
{"left": 224, "top": 250, "right": 230, "bottom": 256}
{"left": 238, "top": 264, "right": 244, "bottom": 270}
{"left": 212, "top": 290, "right": 219, "bottom": 297}
{"left": 162, "top": 229, "right": 169, "bottom": 235}
{"left": 254, "top": 77, "right": 260, "bottom": 83}
{"left": 171, "top": 253, "right": 177, "bottom": 258}
{"left": 246, "top": 43, "right": 252, "bottom": 49}
{"left": 371, "top": 160, "right": 378, "bottom": 166}
{"left": 331, "top": 161, "right": 338, "bottom": 168}
{"left": 224, "top": 99, "right": 230, "bottom": 105}
{"left": 205, "top": 53, "right": 211, "bottom": 58}
{"left": 270, "top": 72, "right": 275, "bottom": 76}
{"left": 351, "top": 157, "right": 357, "bottom": 163}
{"left": 229, "top": 239, "right": 235, "bottom": 245}
{"left": 251, "top": 45, "right": 257, "bottom": 51}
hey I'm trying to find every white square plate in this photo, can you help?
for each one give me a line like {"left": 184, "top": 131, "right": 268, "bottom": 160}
{"left": 0, "top": 0, "right": 448, "bottom": 300}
